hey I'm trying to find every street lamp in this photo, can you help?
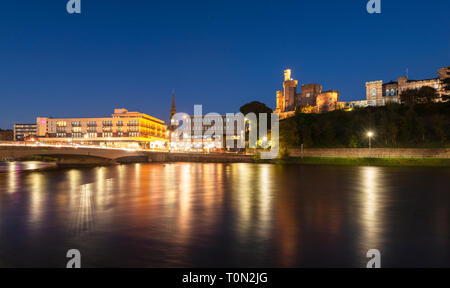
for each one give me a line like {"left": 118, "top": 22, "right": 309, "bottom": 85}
{"left": 367, "top": 131, "right": 373, "bottom": 149}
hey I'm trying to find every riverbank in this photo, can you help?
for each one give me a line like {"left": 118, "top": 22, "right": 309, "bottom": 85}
{"left": 274, "top": 157, "right": 450, "bottom": 167}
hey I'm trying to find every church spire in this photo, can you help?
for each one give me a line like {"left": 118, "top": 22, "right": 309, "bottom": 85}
{"left": 170, "top": 89, "right": 176, "bottom": 114}
{"left": 169, "top": 89, "right": 177, "bottom": 131}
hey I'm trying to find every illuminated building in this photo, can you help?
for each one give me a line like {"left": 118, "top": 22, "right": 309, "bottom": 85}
{"left": 316, "top": 90, "right": 340, "bottom": 113}
{"left": 0, "top": 129, "right": 14, "bottom": 141}
{"left": 274, "top": 69, "right": 340, "bottom": 118}
{"left": 298, "top": 83, "right": 323, "bottom": 107}
{"left": 275, "top": 66, "right": 449, "bottom": 116}
{"left": 14, "top": 123, "right": 37, "bottom": 141}
{"left": 338, "top": 100, "right": 369, "bottom": 110}
{"left": 35, "top": 108, "right": 168, "bottom": 148}
{"left": 172, "top": 114, "right": 244, "bottom": 152}
{"left": 366, "top": 66, "right": 450, "bottom": 106}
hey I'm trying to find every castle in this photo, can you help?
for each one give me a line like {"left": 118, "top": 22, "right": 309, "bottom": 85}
{"left": 365, "top": 66, "right": 449, "bottom": 106}
{"left": 274, "top": 69, "right": 340, "bottom": 119}
{"left": 275, "top": 66, "right": 450, "bottom": 118}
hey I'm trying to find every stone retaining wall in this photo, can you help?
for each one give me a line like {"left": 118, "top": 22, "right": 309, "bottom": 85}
{"left": 288, "top": 148, "right": 450, "bottom": 159}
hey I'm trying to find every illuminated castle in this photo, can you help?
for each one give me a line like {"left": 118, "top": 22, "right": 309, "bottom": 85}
{"left": 275, "top": 69, "right": 340, "bottom": 118}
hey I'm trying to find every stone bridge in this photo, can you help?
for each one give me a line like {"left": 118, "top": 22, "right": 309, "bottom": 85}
{"left": 0, "top": 145, "right": 254, "bottom": 165}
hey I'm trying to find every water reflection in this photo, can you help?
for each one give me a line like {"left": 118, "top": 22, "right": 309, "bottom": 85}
{"left": 0, "top": 162, "right": 448, "bottom": 267}
{"left": 29, "top": 173, "right": 45, "bottom": 225}
{"left": 358, "top": 167, "right": 385, "bottom": 253}
{"left": 8, "top": 162, "right": 18, "bottom": 194}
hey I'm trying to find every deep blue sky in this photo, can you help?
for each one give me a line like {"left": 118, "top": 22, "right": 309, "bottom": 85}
{"left": 0, "top": 0, "right": 449, "bottom": 128}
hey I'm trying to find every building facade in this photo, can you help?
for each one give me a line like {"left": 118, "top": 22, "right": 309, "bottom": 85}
{"left": 275, "top": 69, "right": 340, "bottom": 118}
{"left": 366, "top": 66, "right": 450, "bottom": 106}
{"left": 0, "top": 129, "right": 14, "bottom": 141}
{"left": 298, "top": 83, "right": 323, "bottom": 107}
{"left": 316, "top": 90, "right": 340, "bottom": 113}
{"left": 171, "top": 114, "right": 244, "bottom": 152}
{"left": 14, "top": 123, "right": 37, "bottom": 141}
{"left": 338, "top": 100, "right": 369, "bottom": 110}
{"left": 36, "top": 108, "right": 168, "bottom": 149}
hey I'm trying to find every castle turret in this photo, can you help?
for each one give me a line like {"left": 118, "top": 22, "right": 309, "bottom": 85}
{"left": 275, "top": 90, "right": 284, "bottom": 113}
{"left": 283, "top": 69, "right": 298, "bottom": 111}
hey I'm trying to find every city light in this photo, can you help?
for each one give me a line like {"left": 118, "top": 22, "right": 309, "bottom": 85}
{"left": 367, "top": 131, "right": 374, "bottom": 149}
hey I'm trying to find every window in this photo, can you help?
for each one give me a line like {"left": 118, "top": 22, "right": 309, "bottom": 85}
{"left": 306, "top": 93, "right": 310, "bottom": 98}
{"left": 435, "top": 83, "right": 439, "bottom": 89}
{"left": 391, "top": 89, "right": 394, "bottom": 96}
{"left": 372, "top": 88, "right": 376, "bottom": 96}
{"left": 386, "top": 89, "right": 389, "bottom": 96}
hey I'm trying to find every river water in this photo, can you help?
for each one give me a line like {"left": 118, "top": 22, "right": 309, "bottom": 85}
{"left": 0, "top": 161, "right": 449, "bottom": 267}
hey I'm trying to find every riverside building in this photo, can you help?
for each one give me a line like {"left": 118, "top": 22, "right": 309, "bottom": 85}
{"left": 14, "top": 123, "right": 37, "bottom": 141}
{"left": 35, "top": 108, "right": 168, "bottom": 149}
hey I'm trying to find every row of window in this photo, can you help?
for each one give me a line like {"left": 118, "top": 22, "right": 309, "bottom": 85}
{"left": 52, "top": 120, "right": 164, "bottom": 130}
{"left": 385, "top": 89, "right": 398, "bottom": 96}
{"left": 372, "top": 83, "right": 440, "bottom": 97}
{"left": 54, "top": 133, "right": 145, "bottom": 138}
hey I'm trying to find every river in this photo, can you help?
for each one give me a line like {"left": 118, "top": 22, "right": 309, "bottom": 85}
{"left": 0, "top": 161, "right": 449, "bottom": 267}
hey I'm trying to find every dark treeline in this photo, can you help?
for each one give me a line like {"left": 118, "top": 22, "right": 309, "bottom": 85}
{"left": 280, "top": 102, "right": 450, "bottom": 148}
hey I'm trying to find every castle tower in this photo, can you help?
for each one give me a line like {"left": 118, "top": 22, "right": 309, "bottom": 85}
{"left": 275, "top": 90, "right": 284, "bottom": 113}
{"left": 283, "top": 69, "right": 298, "bottom": 111}
{"left": 169, "top": 90, "right": 178, "bottom": 131}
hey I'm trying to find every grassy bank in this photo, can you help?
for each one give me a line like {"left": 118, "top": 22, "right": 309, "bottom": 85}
{"left": 276, "top": 157, "right": 450, "bottom": 167}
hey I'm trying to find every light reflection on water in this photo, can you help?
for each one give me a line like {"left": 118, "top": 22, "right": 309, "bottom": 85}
{"left": 0, "top": 162, "right": 449, "bottom": 267}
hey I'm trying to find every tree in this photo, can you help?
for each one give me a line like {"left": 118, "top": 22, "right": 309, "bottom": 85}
{"left": 441, "top": 78, "right": 450, "bottom": 101}
{"left": 295, "top": 104, "right": 315, "bottom": 114}
{"left": 240, "top": 101, "right": 273, "bottom": 133}
{"left": 442, "top": 78, "right": 450, "bottom": 92}
{"left": 239, "top": 101, "right": 273, "bottom": 116}
{"left": 416, "top": 86, "right": 438, "bottom": 104}
{"left": 387, "top": 122, "right": 398, "bottom": 145}
{"left": 400, "top": 89, "right": 417, "bottom": 106}
{"left": 348, "top": 135, "right": 359, "bottom": 148}
{"left": 279, "top": 119, "right": 298, "bottom": 147}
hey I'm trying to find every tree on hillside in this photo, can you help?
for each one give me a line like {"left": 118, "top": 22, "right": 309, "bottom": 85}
{"left": 240, "top": 101, "right": 273, "bottom": 130}
{"left": 279, "top": 119, "right": 298, "bottom": 147}
{"left": 239, "top": 101, "right": 273, "bottom": 116}
{"left": 400, "top": 89, "right": 417, "bottom": 106}
{"left": 416, "top": 86, "right": 438, "bottom": 104}
{"left": 295, "top": 104, "right": 315, "bottom": 114}
{"left": 441, "top": 78, "right": 450, "bottom": 101}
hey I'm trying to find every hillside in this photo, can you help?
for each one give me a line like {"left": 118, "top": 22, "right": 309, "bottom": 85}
{"left": 279, "top": 102, "right": 450, "bottom": 148}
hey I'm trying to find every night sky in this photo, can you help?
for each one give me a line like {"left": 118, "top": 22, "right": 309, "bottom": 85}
{"left": 0, "top": 0, "right": 449, "bottom": 129}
